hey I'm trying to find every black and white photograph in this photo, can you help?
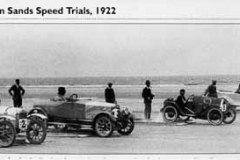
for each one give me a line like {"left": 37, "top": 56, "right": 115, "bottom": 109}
{"left": 0, "top": 0, "right": 240, "bottom": 160}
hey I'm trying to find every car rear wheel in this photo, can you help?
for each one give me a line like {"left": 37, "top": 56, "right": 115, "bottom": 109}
{"left": 162, "top": 105, "right": 178, "bottom": 122}
{"left": 223, "top": 109, "right": 236, "bottom": 124}
{"left": 117, "top": 118, "right": 134, "bottom": 135}
{"left": 26, "top": 120, "right": 47, "bottom": 144}
{"left": 207, "top": 108, "right": 223, "bottom": 126}
{"left": 0, "top": 120, "right": 16, "bottom": 147}
{"left": 94, "top": 115, "right": 113, "bottom": 137}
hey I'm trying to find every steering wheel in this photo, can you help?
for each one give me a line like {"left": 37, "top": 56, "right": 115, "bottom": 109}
{"left": 68, "top": 94, "right": 79, "bottom": 101}
{"left": 186, "top": 94, "right": 195, "bottom": 102}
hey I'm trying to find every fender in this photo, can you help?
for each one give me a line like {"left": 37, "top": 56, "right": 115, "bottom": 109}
{"left": 94, "top": 113, "right": 117, "bottom": 123}
{"left": 27, "top": 113, "right": 48, "bottom": 120}
{"left": 28, "top": 108, "right": 48, "bottom": 117}
{"left": 0, "top": 115, "right": 16, "bottom": 121}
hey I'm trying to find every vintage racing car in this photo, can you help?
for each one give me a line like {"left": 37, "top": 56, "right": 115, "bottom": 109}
{"left": 0, "top": 106, "right": 47, "bottom": 147}
{"left": 28, "top": 94, "right": 134, "bottom": 137}
{"left": 161, "top": 95, "right": 236, "bottom": 125}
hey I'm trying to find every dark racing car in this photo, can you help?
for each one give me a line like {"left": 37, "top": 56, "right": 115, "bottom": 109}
{"left": 28, "top": 94, "right": 134, "bottom": 137}
{"left": 161, "top": 95, "right": 236, "bottom": 125}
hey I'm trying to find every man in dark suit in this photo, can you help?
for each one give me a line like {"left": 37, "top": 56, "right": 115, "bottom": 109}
{"left": 204, "top": 80, "right": 218, "bottom": 98}
{"left": 8, "top": 79, "right": 25, "bottom": 108}
{"left": 142, "top": 80, "right": 154, "bottom": 119}
{"left": 105, "top": 82, "right": 116, "bottom": 103}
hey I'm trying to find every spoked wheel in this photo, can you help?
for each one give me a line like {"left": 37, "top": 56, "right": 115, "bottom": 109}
{"left": 117, "top": 118, "right": 134, "bottom": 135}
{"left": 162, "top": 105, "right": 178, "bottom": 122}
{"left": 26, "top": 120, "right": 47, "bottom": 144}
{"left": 0, "top": 120, "right": 16, "bottom": 147}
{"left": 207, "top": 108, "right": 224, "bottom": 126}
{"left": 223, "top": 109, "right": 236, "bottom": 124}
{"left": 94, "top": 115, "right": 113, "bottom": 137}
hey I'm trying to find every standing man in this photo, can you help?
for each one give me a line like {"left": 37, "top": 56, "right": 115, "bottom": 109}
{"left": 9, "top": 79, "right": 25, "bottom": 108}
{"left": 142, "top": 80, "right": 154, "bottom": 119}
{"left": 105, "top": 82, "right": 116, "bottom": 103}
{"left": 204, "top": 80, "right": 218, "bottom": 98}
{"left": 235, "top": 84, "right": 240, "bottom": 94}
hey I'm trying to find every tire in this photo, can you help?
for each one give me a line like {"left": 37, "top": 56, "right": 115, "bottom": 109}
{"left": 162, "top": 105, "right": 178, "bottom": 122}
{"left": 0, "top": 120, "right": 16, "bottom": 147}
{"left": 207, "top": 108, "right": 224, "bottom": 126}
{"left": 223, "top": 109, "right": 236, "bottom": 124}
{"left": 26, "top": 120, "right": 47, "bottom": 144}
{"left": 94, "top": 115, "right": 113, "bottom": 137}
{"left": 117, "top": 118, "right": 134, "bottom": 135}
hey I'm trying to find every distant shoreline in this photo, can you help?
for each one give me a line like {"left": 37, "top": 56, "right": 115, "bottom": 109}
{"left": 0, "top": 75, "right": 239, "bottom": 86}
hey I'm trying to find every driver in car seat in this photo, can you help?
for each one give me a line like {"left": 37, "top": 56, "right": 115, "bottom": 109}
{"left": 176, "top": 89, "right": 195, "bottom": 122}
{"left": 176, "top": 89, "right": 186, "bottom": 110}
{"left": 53, "top": 87, "right": 66, "bottom": 101}
{"left": 176, "top": 89, "right": 194, "bottom": 114}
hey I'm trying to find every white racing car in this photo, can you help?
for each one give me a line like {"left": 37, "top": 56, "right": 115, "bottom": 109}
{"left": 0, "top": 105, "right": 47, "bottom": 147}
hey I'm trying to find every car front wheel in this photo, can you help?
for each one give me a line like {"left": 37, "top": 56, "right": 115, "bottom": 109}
{"left": 162, "top": 105, "right": 178, "bottom": 122}
{"left": 117, "top": 118, "right": 134, "bottom": 135}
{"left": 94, "top": 115, "right": 113, "bottom": 137}
{"left": 0, "top": 120, "right": 16, "bottom": 147}
{"left": 26, "top": 120, "right": 47, "bottom": 144}
{"left": 207, "top": 108, "right": 223, "bottom": 126}
{"left": 223, "top": 109, "right": 236, "bottom": 124}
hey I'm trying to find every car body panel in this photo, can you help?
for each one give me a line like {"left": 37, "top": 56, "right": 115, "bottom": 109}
{"left": 32, "top": 99, "right": 118, "bottom": 123}
{"left": 218, "top": 91, "right": 240, "bottom": 107}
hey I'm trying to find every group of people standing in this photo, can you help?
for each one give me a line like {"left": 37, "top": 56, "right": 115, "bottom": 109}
{"left": 104, "top": 80, "right": 155, "bottom": 120}
{"left": 7, "top": 78, "right": 240, "bottom": 121}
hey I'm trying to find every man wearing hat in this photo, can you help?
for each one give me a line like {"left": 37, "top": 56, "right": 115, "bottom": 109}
{"left": 53, "top": 87, "right": 67, "bottom": 101}
{"left": 142, "top": 80, "right": 154, "bottom": 119}
{"left": 105, "top": 82, "right": 116, "bottom": 103}
{"left": 204, "top": 80, "right": 218, "bottom": 98}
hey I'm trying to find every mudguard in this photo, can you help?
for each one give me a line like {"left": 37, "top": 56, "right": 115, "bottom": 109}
{"left": 28, "top": 108, "right": 47, "bottom": 116}
{"left": 27, "top": 113, "right": 48, "bottom": 120}
{"left": 0, "top": 115, "right": 16, "bottom": 121}
{"left": 94, "top": 113, "right": 117, "bottom": 123}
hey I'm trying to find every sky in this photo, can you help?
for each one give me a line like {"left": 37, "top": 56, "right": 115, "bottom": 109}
{"left": 0, "top": 24, "right": 240, "bottom": 78}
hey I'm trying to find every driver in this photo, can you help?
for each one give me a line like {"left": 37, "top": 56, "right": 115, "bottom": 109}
{"left": 53, "top": 87, "right": 66, "bottom": 101}
{"left": 176, "top": 89, "right": 186, "bottom": 110}
{"left": 176, "top": 89, "right": 194, "bottom": 114}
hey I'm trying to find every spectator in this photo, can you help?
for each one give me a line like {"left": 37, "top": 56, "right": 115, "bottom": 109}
{"left": 204, "top": 80, "right": 218, "bottom": 98}
{"left": 105, "top": 83, "right": 116, "bottom": 103}
{"left": 8, "top": 79, "right": 25, "bottom": 108}
{"left": 235, "top": 84, "right": 240, "bottom": 94}
{"left": 142, "top": 80, "right": 154, "bottom": 119}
